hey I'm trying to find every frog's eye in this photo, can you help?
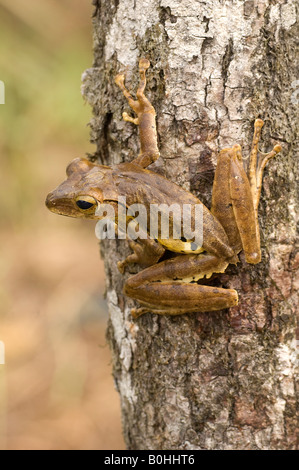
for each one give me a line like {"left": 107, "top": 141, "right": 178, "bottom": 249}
{"left": 75, "top": 196, "right": 97, "bottom": 211}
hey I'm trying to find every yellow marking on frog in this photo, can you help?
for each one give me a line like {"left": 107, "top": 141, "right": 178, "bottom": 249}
{"left": 159, "top": 239, "right": 204, "bottom": 254}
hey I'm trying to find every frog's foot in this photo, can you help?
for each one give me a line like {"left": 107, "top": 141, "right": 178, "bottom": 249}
{"left": 248, "top": 119, "right": 282, "bottom": 212}
{"left": 117, "top": 240, "right": 165, "bottom": 274}
{"left": 114, "top": 73, "right": 138, "bottom": 115}
{"left": 136, "top": 58, "right": 151, "bottom": 104}
{"left": 255, "top": 144, "right": 281, "bottom": 209}
{"left": 131, "top": 307, "right": 150, "bottom": 319}
{"left": 115, "top": 58, "right": 153, "bottom": 119}
{"left": 122, "top": 112, "right": 139, "bottom": 125}
{"left": 117, "top": 242, "right": 143, "bottom": 274}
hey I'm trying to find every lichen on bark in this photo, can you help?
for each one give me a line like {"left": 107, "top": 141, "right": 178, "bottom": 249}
{"left": 83, "top": 0, "right": 298, "bottom": 450}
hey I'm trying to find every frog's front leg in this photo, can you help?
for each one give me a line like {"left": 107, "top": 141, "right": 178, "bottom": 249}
{"left": 117, "top": 237, "right": 165, "bottom": 274}
{"left": 115, "top": 59, "right": 160, "bottom": 169}
{"left": 123, "top": 254, "right": 238, "bottom": 318}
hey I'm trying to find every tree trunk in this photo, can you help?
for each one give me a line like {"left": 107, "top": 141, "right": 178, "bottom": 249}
{"left": 83, "top": 0, "right": 298, "bottom": 450}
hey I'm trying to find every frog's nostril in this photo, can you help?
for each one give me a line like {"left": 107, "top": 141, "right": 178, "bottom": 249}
{"left": 45, "top": 192, "right": 56, "bottom": 209}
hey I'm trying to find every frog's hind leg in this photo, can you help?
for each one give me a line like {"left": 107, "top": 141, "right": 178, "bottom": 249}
{"left": 229, "top": 144, "right": 262, "bottom": 264}
{"left": 115, "top": 59, "right": 160, "bottom": 168}
{"left": 123, "top": 253, "right": 238, "bottom": 318}
{"left": 211, "top": 121, "right": 281, "bottom": 266}
{"left": 130, "top": 280, "right": 238, "bottom": 318}
{"left": 211, "top": 147, "right": 243, "bottom": 255}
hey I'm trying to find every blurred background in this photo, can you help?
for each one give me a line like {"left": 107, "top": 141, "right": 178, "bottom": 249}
{"left": 0, "top": 0, "right": 124, "bottom": 449}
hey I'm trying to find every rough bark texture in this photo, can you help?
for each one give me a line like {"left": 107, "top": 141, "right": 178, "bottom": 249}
{"left": 82, "top": 0, "right": 298, "bottom": 450}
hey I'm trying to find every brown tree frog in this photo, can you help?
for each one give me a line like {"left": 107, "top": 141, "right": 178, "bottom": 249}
{"left": 46, "top": 59, "right": 281, "bottom": 318}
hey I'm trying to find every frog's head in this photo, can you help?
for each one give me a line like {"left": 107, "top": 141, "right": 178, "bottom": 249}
{"left": 46, "top": 158, "right": 112, "bottom": 219}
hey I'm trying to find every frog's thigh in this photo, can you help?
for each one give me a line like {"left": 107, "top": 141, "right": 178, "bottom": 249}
{"left": 124, "top": 254, "right": 238, "bottom": 316}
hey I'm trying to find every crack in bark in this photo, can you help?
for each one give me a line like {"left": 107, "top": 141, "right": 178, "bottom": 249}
{"left": 221, "top": 37, "right": 234, "bottom": 90}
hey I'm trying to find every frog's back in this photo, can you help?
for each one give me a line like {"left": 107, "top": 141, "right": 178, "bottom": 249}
{"left": 114, "top": 163, "right": 234, "bottom": 260}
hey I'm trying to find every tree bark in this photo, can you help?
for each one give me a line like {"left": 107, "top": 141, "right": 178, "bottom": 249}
{"left": 83, "top": 0, "right": 298, "bottom": 450}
